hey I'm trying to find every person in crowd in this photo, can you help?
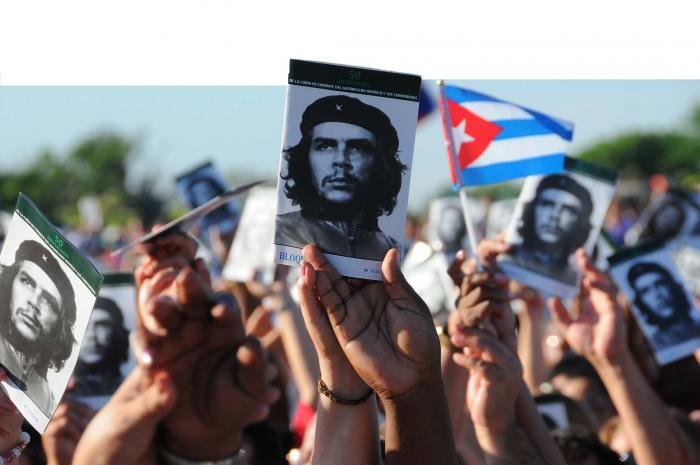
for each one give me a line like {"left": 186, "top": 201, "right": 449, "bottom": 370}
{"left": 548, "top": 248, "right": 700, "bottom": 465}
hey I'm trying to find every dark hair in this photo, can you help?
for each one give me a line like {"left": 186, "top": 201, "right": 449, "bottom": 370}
{"left": 643, "top": 198, "right": 687, "bottom": 241}
{"left": 627, "top": 262, "right": 690, "bottom": 326}
{"left": 0, "top": 247, "right": 76, "bottom": 375}
{"left": 517, "top": 174, "right": 593, "bottom": 254}
{"left": 89, "top": 296, "right": 130, "bottom": 372}
{"left": 281, "top": 96, "right": 406, "bottom": 220}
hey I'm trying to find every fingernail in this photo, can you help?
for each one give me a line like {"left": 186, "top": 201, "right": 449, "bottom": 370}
{"left": 141, "top": 350, "right": 153, "bottom": 367}
{"left": 451, "top": 333, "right": 465, "bottom": 346}
{"left": 300, "top": 262, "right": 307, "bottom": 278}
{"left": 456, "top": 250, "right": 465, "bottom": 260}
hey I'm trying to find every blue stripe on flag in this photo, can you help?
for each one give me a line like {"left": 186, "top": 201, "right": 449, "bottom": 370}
{"left": 444, "top": 85, "right": 500, "bottom": 103}
{"left": 524, "top": 109, "right": 574, "bottom": 141}
{"left": 458, "top": 154, "right": 565, "bottom": 186}
{"left": 492, "top": 119, "right": 553, "bottom": 140}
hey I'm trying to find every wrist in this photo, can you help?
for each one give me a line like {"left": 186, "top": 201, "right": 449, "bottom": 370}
{"left": 589, "top": 347, "right": 634, "bottom": 375}
{"left": 380, "top": 374, "right": 444, "bottom": 410}
{"left": 473, "top": 420, "right": 517, "bottom": 455}
{"left": 319, "top": 362, "right": 368, "bottom": 399}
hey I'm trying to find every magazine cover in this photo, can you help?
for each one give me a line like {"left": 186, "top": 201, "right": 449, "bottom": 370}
{"left": 498, "top": 157, "right": 618, "bottom": 299}
{"left": 0, "top": 194, "right": 103, "bottom": 432}
{"left": 222, "top": 186, "right": 277, "bottom": 284}
{"left": 273, "top": 59, "right": 422, "bottom": 280}
{"left": 72, "top": 272, "right": 135, "bottom": 410}
{"left": 608, "top": 241, "right": 700, "bottom": 365}
{"left": 175, "top": 161, "right": 240, "bottom": 236}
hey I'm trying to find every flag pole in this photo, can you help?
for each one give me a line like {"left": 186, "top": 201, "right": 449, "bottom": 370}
{"left": 437, "top": 80, "right": 483, "bottom": 272}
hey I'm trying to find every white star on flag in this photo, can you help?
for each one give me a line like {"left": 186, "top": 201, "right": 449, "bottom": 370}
{"left": 42, "top": 254, "right": 47, "bottom": 262}
{"left": 451, "top": 118, "right": 473, "bottom": 153}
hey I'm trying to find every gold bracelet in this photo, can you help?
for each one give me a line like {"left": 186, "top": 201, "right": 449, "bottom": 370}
{"left": 317, "top": 378, "right": 373, "bottom": 405}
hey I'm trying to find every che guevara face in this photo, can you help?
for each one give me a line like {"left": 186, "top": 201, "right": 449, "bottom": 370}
{"left": 533, "top": 188, "right": 583, "bottom": 245}
{"left": 10, "top": 260, "right": 61, "bottom": 343}
{"left": 308, "top": 122, "right": 377, "bottom": 205}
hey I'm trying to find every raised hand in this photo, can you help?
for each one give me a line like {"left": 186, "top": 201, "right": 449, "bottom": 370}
{"left": 72, "top": 368, "right": 177, "bottom": 465}
{"left": 548, "top": 249, "right": 626, "bottom": 366}
{"left": 42, "top": 397, "right": 95, "bottom": 465}
{"left": 133, "top": 233, "right": 279, "bottom": 460}
{"left": 302, "top": 245, "right": 440, "bottom": 401}
{"left": 451, "top": 328, "right": 523, "bottom": 433}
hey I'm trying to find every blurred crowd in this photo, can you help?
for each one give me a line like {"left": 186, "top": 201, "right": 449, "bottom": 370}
{"left": 0, "top": 173, "right": 699, "bottom": 465}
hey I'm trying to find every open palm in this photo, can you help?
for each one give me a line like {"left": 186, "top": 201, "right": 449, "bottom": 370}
{"left": 303, "top": 245, "right": 440, "bottom": 400}
{"left": 548, "top": 249, "right": 627, "bottom": 364}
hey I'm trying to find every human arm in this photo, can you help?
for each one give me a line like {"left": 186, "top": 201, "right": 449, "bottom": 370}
{"left": 72, "top": 368, "right": 177, "bottom": 465}
{"left": 296, "top": 260, "right": 380, "bottom": 465}
{"left": 302, "top": 245, "right": 458, "bottom": 465}
{"left": 132, "top": 231, "right": 279, "bottom": 461}
{"left": 549, "top": 249, "right": 700, "bottom": 465}
{"left": 452, "top": 271, "right": 565, "bottom": 465}
{"left": 451, "top": 327, "right": 547, "bottom": 465}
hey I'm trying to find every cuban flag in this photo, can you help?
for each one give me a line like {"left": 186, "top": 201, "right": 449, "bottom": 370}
{"left": 439, "top": 85, "right": 573, "bottom": 187}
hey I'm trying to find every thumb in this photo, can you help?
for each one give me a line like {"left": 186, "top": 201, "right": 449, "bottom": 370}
{"left": 138, "top": 372, "right": 178, "bottom": 423}
{"left": 382, "top": 248, "right": 425, "bottom": 310}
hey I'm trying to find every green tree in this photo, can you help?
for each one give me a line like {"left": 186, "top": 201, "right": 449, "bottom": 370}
{"left": 578, "top": 105, "right": 700, "bottom": 188}
{"left": 0, "top": 133, "right": 165, "bottom": 227}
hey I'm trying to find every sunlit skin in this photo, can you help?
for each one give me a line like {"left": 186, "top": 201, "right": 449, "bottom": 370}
{"left": 79, "top": 308, "right": 115, "bottom": 364}
{"left": 633, "top": 272, "right": 675, "bottom": 318}
{"left": 308, "top": 122, "right": 377, "bottom": 205}
{"left": 10, "top": 261, "right": 61, "bottom": 342}
{"left": 534, "top": 188, "right": 582, "bottom": 244}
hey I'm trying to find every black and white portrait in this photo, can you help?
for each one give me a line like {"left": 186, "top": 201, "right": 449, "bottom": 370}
{"left": 0, "top": 197, "right": 99, "bottom": 432}
{"left": 176, "top": 161, "right": 240, "bottom": 236}
{"left": 73, "top": 272, "right": 135, "bottom": 409}
{"left": 609, "top": 245, "right": 700, "bottom": 365}
{"left": 73, "top": 296, "right": 129, "bottom": 397}
{"left": 0, "top": 240, "right": 76, "bottom": 416}
{"left": 274, "top": 68, "right": 420, "bottom": 280}
{"left": 625, "top": 189, "right": 700, "bottom": 246}
{"left": 499, "top": 160, "right": 617, "bottom": 298}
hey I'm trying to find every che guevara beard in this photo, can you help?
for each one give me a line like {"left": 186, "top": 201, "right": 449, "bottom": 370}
{"left": 5, "top": 318, "right": 44, "bottom": 362}
{"left": 303, "top": 180, "right": 380, "bottom": 229}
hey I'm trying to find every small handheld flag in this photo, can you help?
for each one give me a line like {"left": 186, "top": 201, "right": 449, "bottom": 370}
{"left": 438, "top": 84, "right": 573, "bottom": 187}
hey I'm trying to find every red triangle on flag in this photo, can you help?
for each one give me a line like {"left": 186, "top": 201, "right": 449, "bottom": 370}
{"left": 447, "top": 100, "right": 502, "bottom": 170}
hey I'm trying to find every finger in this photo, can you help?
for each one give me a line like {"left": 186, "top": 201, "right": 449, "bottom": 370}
{"left": 175, "top": 267, "right": 215, "bottom": 319}
{"left": 382, "top": 248, "right": 428, "bottom": 314}
{"left": 297, "top": 262, "right": 341, "bottom": 353}
{"left": 142, "top": 295, "right": 184, "bottom": 336}
{"left": 478, "top": 239, "right": 512, "bottom": 268}
{"left": 235, "top": 338, "right": 267, "bottom": 398}
{"left": 302, "top": 245, "right": 355, "bottom": 323}
{"left": 447, "top": 249, "right": 467, "bottom": 287}
{"left": 450, "top": 327, "right": 514, "bottom": 366}
{"left": 136, "top": 372, "right": 178, "bottom": 422}
{"left": 548, "top": 297, "right": 573, "bottom": 331}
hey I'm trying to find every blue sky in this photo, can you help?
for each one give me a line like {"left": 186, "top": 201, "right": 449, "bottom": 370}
{"left": 1, "top": 82, "right": 698, "bottom": 212}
